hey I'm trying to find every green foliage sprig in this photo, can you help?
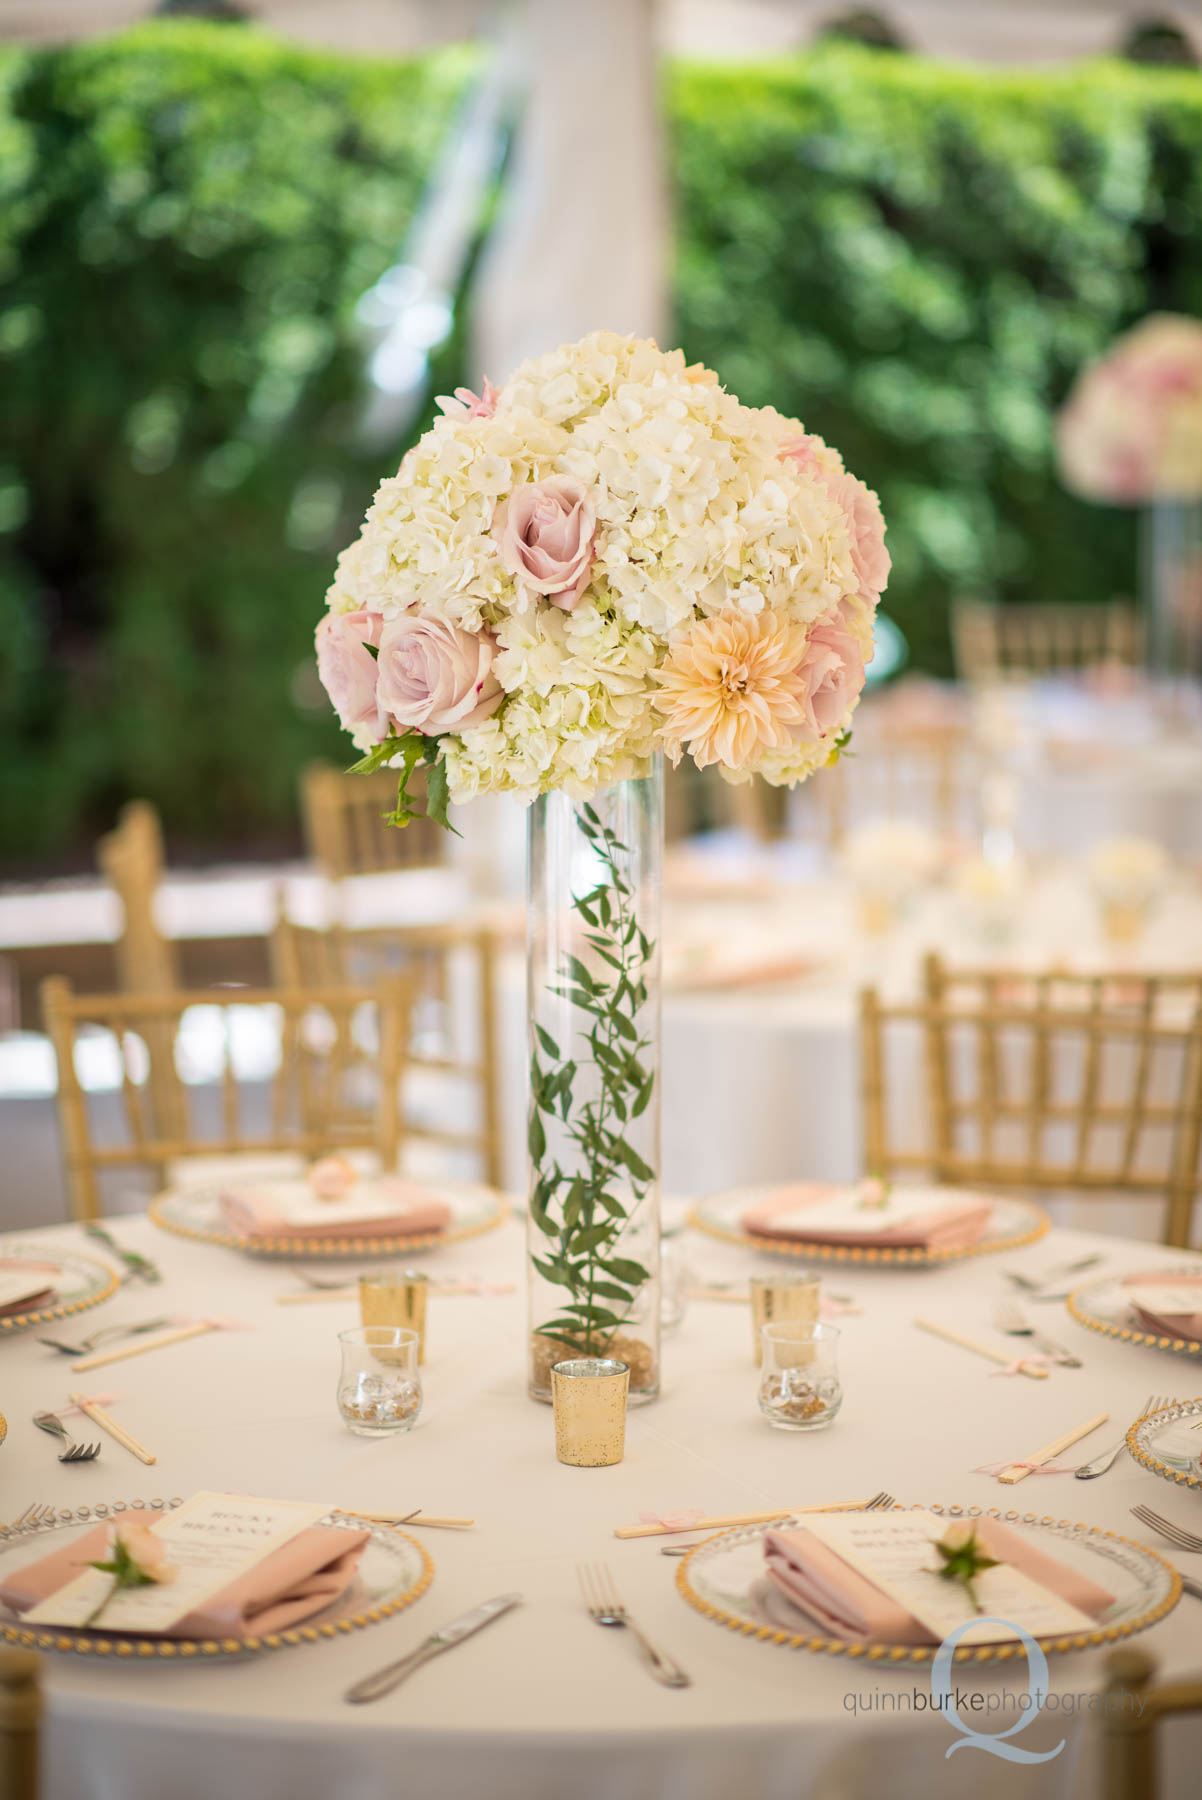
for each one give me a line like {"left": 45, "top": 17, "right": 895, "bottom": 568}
{"left": 350, "top": 731, "right": 457, "bottom": 832}
{"left": 528, "top": 801, "right": 655, "bottom": 1356}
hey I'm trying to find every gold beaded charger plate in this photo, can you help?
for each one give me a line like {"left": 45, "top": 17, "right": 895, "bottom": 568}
{"left": 1067, "top": 1270, "right": 1202, "bottom": 1359}
{"left": 687, "top": 1185, "right": 1048, "bottom": 1266}
{"left": 0, "top": 1499, "right": 433, "bottom": 1659}
{"left": 0, "top": 1245, "right": 120, "bottom": 1337}
{"left": 676, "top": 1504, "right": 1178, "bottom": 1666}
{"left": 1127, "top": 1397, "right": 1202, "bottom": 1493}
{"left": 149, "top": 1178, "right": 508, "bottom": 1259}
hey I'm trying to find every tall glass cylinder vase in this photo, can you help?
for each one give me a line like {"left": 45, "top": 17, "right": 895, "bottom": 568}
{"left": 1141, "top": 499, "right": 1202, "bottom": 687}
{"left": 526, "top": 761, "right": 662, "bottom": 1405}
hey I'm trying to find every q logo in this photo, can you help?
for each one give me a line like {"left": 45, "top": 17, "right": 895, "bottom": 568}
{"left": 930, "top": 1619, "right": 1065, "bottom": 1763}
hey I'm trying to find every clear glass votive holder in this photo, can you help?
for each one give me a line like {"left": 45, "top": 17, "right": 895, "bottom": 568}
{"left": 758, "top": 1321, "right": 842, "bottom": 1432}
{"left": 550, "top": 1358, "right": 629, "bottom": 1467}
{"left": 337, "top": 1326, "right": 422, "bottom": 1438}
{"left": 359, "top": 1270, "right": 429, "bottom": 1363}
{"left": 750, "top": 1271, "right": 820, "bottom": 1363}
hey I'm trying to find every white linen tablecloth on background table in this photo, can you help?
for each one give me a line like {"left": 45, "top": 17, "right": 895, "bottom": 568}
{"left": 0, "top": 1212, "right": 1199, "bottom": 1800}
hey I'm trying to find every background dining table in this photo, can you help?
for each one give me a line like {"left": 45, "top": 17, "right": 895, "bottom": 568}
{"left": 1, "top": 1205, "right": 1200, "bottom": 1800}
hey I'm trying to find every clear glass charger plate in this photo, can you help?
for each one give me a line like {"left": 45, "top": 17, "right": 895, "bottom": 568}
{"left": 149, "top": 1179, "right": 508, "bottom": 1259}
{"left": 0, "top": 1499, "right": 433, "bottom": 1659}
{"left": 1067, "top": 1269, "right": 1202, "bottom": 1359}
{"left": 1127, "top": 1397, "right": 1202, "bottom": 1493}
{"left": 0, "top": 1245, "right": 121, "bottom": 1337}
{"left": 676, "top": 1504, "right": 1179, "bottom": 1666}
{"left": 687, "top": 1185, "right": 1049, "bottom": 1266}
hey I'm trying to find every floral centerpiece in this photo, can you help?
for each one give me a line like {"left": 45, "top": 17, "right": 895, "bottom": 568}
{"left": 1057, "top": 314, "right": 1202, "bottom": 678}
{"left": 1056, "top": 314, "right": 1202, "bottom": 506}
{"left": 316, "top": 331, "right": 889, "bottom": 1401}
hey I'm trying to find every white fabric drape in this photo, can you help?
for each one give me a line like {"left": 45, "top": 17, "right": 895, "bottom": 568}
{"left": 470, "top": 0, "right": 670, "bottom": 384}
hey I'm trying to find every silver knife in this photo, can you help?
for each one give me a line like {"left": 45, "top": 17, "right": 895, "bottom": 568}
{"left": 344, "top": 1593, "right": 522, "bottom": 1704}
{"left": 1031, "top": 1331, "right": 1083, "bottom": 1369}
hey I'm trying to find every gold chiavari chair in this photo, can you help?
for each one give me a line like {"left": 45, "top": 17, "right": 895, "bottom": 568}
{"left": 96, "top": 800, "right": 177, "bottom": 996}
{"left": 811, "top": 729, "right": 970, "bottom": 853}
{"left": 0, "top": 1649, "right": 40, "bottom": 1800}
{"left": 268, "top": 916, "right": 503, "bottom": 1189}
{"left": 300, "top": 763, "right": 446, "bottom": 883}
{"left": 860, "top": 954, "right": 1202, "bottom": 1248}
{"left": 1102, "top": 1647, "right": 1202, "bottom": 1800}
{"left": 96, "top": 800, "right": 180, "bottom": 1132}
{"left": 40, "top": 975, "right": 410, "bottom": 1223}
{"left": 952, "top": 598, "right": 1142, "bottom": 685}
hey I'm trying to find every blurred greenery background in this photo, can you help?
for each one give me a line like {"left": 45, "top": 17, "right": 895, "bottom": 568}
{"left": 3, "top": 23, "right": 1202, "bottom": 869}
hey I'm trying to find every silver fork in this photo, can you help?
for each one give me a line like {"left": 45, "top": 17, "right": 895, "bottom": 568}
{"left": 1004, "top": 1255, "right": 1103, "bottom": 1293}
{"left": 32, "top": 1412, "right": 101, "bottom": 1463}
{"left": 1130, "top": 1504, "right": 1202, "bottom": 1555}
{"left": 577, "top": 1563, "right": 691, "bottom": 1687}
{"left": 5, "top": 1503, "right": 55, "bottom": 1530}
{"left": 992, "top": 1301, "right": 1083, "bottom": 1368}
{"left": 659, "top": 1491, "right": 896, "bottom": 1555}
{"left": 1074, "top": 1394, "right": 1164, "bottom": 1480}
{"left": 39, "top": 1317, "right": 171, "bottom": 1356}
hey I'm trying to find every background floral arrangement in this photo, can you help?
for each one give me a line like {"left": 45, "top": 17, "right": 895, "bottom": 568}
{"left": 317, "top": 331, "right": 888, "bottom": 823}
{"left": 1057, "top": 313, "right": 1202, "bottom": 506}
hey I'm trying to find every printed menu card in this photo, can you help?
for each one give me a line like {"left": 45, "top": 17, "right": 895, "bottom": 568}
{"left": 800, "top": 1509, "right": 1103, "bottom": 1646}
{"left": 23, "top": 1492, "right": 333, "bottom": 1633}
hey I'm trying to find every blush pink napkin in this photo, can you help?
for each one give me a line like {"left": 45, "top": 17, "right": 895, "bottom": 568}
{"left": 0, "top": 1522, "right": 371, "bottom": 1638}
{"left": 762, "top": 1517, "right": 1114, "bottom": 1645}
{"left": 741, "top": 1184, "right": 993, "bottom": 1252}
{"left": 219, "top": 1178, "right": 452, "bottom": 1241}
{"left": 1122, "top": 1271, "right": 1202, "bottom": 1344}
{"left": 0, "top": 1258, "right": 57, "bottom": 1318}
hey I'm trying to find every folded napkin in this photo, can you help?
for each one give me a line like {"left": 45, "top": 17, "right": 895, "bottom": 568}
{"left": 1122, "top": 1271, "right": 1202, "bottom": 1344}
{"left": 667, "top": 953, "right": 820, "bottom": 993}
{"left": 762, "top": 1517, "right": 1114, "bottom": 1645}
{"left": 0, "top": 1259, "right": 58, "bottom": 1319}
{"left": 0, "top": 1522, "right": 370, "bottom": 1638}
{"left": 219, "top": 1177, "right": 452, "bottom": 1241}
{"left": 741, "top": 1183, "right": 992, "bottom": 1252}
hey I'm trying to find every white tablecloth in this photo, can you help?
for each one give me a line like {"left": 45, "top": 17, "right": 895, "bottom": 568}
{"left": 1, "top": 1212, "right": 1199, "bottom": 1800}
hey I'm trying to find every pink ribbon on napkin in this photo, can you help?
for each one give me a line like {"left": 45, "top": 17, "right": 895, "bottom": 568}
{"left": 60, "top": 1391, "right": 122, "bottom": 1417}
{"left": 638, "top": 1510, "right": 706, "bottom": 1531}
{"left": 989, "top": 1355, "right": 1055, "bottom": 1377}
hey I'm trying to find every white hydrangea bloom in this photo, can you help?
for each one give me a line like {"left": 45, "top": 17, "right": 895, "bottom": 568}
{"left": 320, "top": 331, "right": 887, "bottom": 806}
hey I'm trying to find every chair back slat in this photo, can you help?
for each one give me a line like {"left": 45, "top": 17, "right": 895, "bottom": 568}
{"left": 952, "top": 599, "right": 1142, "bottom": 684}
{"left": 862, "top": 958, "right": 1202, "bottom": 1246}
{"left": 269, "top": 916, "right": 503, "bottom": 1189}
{"left": 300, "top": 763, "right": 446, "bottom": 881}
{"left": 40, "top": 977, "right": 409, "bottom": 1222}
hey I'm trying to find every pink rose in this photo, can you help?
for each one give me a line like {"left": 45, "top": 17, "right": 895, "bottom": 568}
{"left": 492, "top": 475, "right": 596, "bottom": 609}
{"left": 375, "top": 614, "right": 503, "bottom": 735}
{"left": 842, "top": 476, "right": 890, "bottom": 600}
{"left": 795, "top": 604, "right": 867, "bottom": 739}
{"left": 316, "top": 610, "right": 385, "bottom": 740}
{"left": 781, "top": 439, "right": 890, "bottom": 602}
{"left": 435, "top": 378, "right": 498, "bottom": 421}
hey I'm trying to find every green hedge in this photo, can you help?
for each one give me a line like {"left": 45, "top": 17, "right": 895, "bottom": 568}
{"left": 671, "top": 44, "right": 1202, "bottom": 673}
{"left": 0, "top": 23, "right": 468, "bottom": 867}
{"left": 4, "top": 30, "right": 1202, "bottom": 864}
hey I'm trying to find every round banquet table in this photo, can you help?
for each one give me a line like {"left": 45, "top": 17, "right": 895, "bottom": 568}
{"left": 1, "top": 1211, "right": 1200, "bottom": 1800}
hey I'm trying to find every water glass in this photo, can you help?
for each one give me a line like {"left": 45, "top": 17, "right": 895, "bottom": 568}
{"left": 337, "top": 1326, "right": 422, "bottom": 1438}
{"left": 750, "top": 1271, "right": 820, "bottom": 1363}
{"left": 359, "top": 1270, "right": 429, "bottom": 1362}
{"left": 758, "top": 1321, "right": 842, "bottom": 1431}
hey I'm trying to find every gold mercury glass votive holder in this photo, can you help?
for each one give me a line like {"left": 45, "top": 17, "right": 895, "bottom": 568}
{"left": 750, "top": 1271, "right": 820, "bottom": 1363}
{"left": 359, "top": 1270, "right": 429, "bottom": 1363}
{"left": 550, "top": 1358, "right": 630, "bottom": 1467}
